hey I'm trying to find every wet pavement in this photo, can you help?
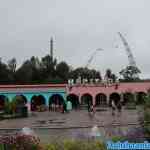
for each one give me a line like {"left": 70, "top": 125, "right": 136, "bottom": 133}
{"left": 0, "top": 107, "right": 144, "bottom": 143}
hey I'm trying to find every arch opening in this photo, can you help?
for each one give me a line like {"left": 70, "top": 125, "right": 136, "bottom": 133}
{"left": 13, "top": 95, "right": 27, "bottom": 106}
{"left": 49, "top": 94, "right": 64, "bottom": 111}
{"left": 95, "top": 93, "right": 107, "bottom": 107}
{"left": 81, "top": 94, "right": 93, "bottom": 107}
{"left": 123, "top": 93, "right": 134, "bottom": 105}
{"left": 109, "top": 93, "right": 120, "bottom": 106}
{"left": 31, "top": 95, "right": 46, "bottom": 111}
{"left": 136, "top": 92, "right": 147, "bottom": 105}
{"left": 0, "top": 95, "right": 8, "bottom": 111}
{"left": 67, "top": 94, "right": 79, "bottom": 109}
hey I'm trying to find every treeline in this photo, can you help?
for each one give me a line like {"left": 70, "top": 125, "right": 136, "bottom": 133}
{"left": 0, "top": 54, "right": 143, "bottom": 84}
{"left": 0, "top": 55, "right": 102, "bottom": 84}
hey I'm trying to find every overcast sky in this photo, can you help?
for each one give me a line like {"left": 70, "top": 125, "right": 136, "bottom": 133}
{"left": 0, "top": 0, "right": 150, "bottom": 78}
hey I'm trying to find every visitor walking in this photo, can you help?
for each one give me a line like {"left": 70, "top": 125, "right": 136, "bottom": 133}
{"left": 117, "top": 101, "right": 122, "bottom": 116}
{"left": 62, "top": 102, "right": 67, "bottom": 113}
{"left": 111, "top": 100, "right": 116, "bottom": 116}
{"left": 88, "top": 105, "right": 95, "bottom": 119}
{"left": 91, "top": 105, "right": 96, "bottom": 115}
{"left": 67, "top": 101, "right": 72, "bottom": 112}
{"left": 88, "top": 104, "right": 91, "bottom": 112}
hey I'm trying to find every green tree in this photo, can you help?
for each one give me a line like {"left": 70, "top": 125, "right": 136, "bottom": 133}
{"left": 105, "top": 69, "right": 112, "bottom": 79}
{"left": 0, "top": 59, "right": 11, "bottom": 84}
{"left": 111, "top": 73, "right": 117, "bottom": 82}
{"left": 69, "top": 67, "right": 101, "bottom": 82}
{"left": 41, "top": 55, "right": 57, "bottom": 82}
{"left": 15, "top": 60, "right": 33, "bottom": 84}
{"left": 56, "top": 61, "right": 70, "bottom": 81}
{"left": 119, "top": 65, "right": 141, "bottom": 82}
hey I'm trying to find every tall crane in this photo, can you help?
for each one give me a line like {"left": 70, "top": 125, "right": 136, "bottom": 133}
{"left": 118, "top": 32, "right": 140, "bottom": 78}
{"left": 118, "top": 32, "right": 137, "bottom": 67}
{"left": 85, "top": 48, "right": 103, "bottom": 68}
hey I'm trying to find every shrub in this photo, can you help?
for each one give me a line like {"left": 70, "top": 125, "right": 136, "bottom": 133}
{"left": 4, "top": 101, "right": 13, "bottom": 114}
{"left": 45, "top": 140, "right": 106, "bottom": 150}
{"left": 0, "top": 133, "right": 41, "bottom": 150}
{"left": 111, "top": 136, "right": 126, "bottom": 142}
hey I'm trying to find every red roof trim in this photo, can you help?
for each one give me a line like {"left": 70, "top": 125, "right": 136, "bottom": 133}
{"left": 0, "top": 84, "right": 67, "bottom": 89}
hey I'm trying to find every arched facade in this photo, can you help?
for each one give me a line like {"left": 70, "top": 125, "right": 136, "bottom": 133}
{"left": 95, "top": 93, "right": 107, "bottom": 107}
{"left": 0, "top": 95, "right": 8, "bottom": 111}
{"left": 81, "top": 93, "right": 93, "bottom": 106}
{"left": 49, "top": 94, "right": 64, "bottom": 111}
{"left": 123, "top": 92, "right": 134, "bottom": 105}
{"left": 109, "top": 93, "right": 121, "bottom": 106}
{"left": 12, "top": 95, "right": 27, "bottom": 105}
{"left": 0, "top": 82, "right": 149, "bottom": 112}
{"left": 31, "top": 95, "right": 46, "bottom": 111}
{"left": 136, "top": 92, "right": 147, "bottom": 104}
{"left": 67, "top": 94, "right": 79, "bottom": 109}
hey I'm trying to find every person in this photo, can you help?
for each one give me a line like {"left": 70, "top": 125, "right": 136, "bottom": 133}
{"left": 88, "top": 105, "right": 95, "bottom": 119}
{"left": 67, "top": 101, "right": 72, "bottom": 112}
{"left": 62, "top": 102, "right": 67, "bottom": 113}
{"left": 51, "top": 103, "right": 54, "bottom": 112}
{"left": 88, "top": 104, "right": 91, "bottom": 112}
{"left": 117, "top": 101, "right": 122, "bottom": 116}
{"left": 90, "top": 105, "right": 96, "bottom": 114}
{"left": 111, "top": 100, "right": 116, "bottom": 116}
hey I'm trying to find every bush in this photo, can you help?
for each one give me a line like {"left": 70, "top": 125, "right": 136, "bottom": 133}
{"left": 144, "top": 95, "right": 150, "bottom": 108}
{"left": 0, "top": 134, "right": 41, "bottom": 150}
{"left": 111, "top": 136, "right": 126, "bottom": 142}
{"left": 4, "top": 101, "right": 13, "bottom": 114}
{"left": 45, "top": 140, "right": 106, "bottom": 150}
{"left": 0, "top": 135, "right": 107, "bottom": 150}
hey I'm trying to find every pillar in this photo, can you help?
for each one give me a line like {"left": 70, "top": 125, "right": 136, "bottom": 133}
{"left": 133, "top": 92, "right": 137, "bottom": 103}
{"left": 106, "top": 94, "right": 109, "bottom": 105}
{"left": 120, "top": 93, "right": 124, "bottom": 103}
{"left": 93, "top": 95, "right": 96, "bottom": 106}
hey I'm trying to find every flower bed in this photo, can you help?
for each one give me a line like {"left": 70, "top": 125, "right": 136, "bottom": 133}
{"left": 0, "top": 134, "right": 107, "bottom": 150}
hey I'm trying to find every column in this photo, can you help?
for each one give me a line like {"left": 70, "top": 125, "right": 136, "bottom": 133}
{"left": 106, "top": 94, "right": 109, "bottom": 105}
{"left": 120, "top": 93, "right": 124, "bottom": 103}
{"left": 133, "top": 92, "right": 137, "bottom": 103}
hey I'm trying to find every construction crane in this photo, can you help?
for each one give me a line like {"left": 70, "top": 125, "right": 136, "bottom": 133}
{"left": 85, "top": 48, "right": 103, "bottom": 68}
{"left": 118, "top": 32, "right": 140, "bottom": 78}
{"left": 118, "top": 32, "right": 137, "bottom": 67}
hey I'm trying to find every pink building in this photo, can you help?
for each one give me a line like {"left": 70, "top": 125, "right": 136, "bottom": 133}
{"left": 0, "top": 82, "right": 150, "bottom": 111}
{"left": 66, "top": 82, "right": 150, "bottom": 107}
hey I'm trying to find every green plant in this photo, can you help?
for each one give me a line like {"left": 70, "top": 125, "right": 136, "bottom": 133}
{"left": 45, "top": 140, "right": 106, "bottom": 150}
{"left": 144, "top": 95, "right": 150, "bottom": 108}
{"left": 111, "top": 136, "right": 126, "bottom": 142}
{"left": 0, "top": 144, "right": 4, "bottom": 150}
{"left": 4, "top": 101, "right": 13, "bottom": 114}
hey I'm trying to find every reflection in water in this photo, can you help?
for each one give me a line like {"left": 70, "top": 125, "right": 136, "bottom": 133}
{"left": 21, "top": 127, "right": 36, "bottom": 136}
{"left": 90, "top": 125, "right": 101, "bottom": 137}
{"left": 0, "top": 125, "right": 145, "bottom": 143}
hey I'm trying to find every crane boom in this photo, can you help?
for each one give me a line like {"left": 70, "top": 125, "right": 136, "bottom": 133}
{"left": 118, "top": 32, "right": 137, "bottom": 67}
{"left": 85, "top": 48, "right": 103, "bottom": 68}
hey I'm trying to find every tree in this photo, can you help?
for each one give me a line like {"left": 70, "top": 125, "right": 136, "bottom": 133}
{"left": 111, "top": 74, "right": 117, "bottom": 82}
{"left": 119, "top": 65, "right": 141, "bottom": 82}
{"left": 29, "top": 56, "right": 42, "bottom": 83}
{"left": 69, "top": 67, "right": 102, "bottom": 83}
{"left": 0, "top": 59, "right": 11, "bottom": 84}
{"left": 15, "top": 60, "right": 33, "bottom": 84}
{"left": 56, "top": 61, "right": 70, "bottom": 81}
{"left": 7, "top": 58, "right": 17, "bottom": 73}
{"left": 41, "top": 55, "right": 57, "bottom": 81}
{"left": 105, "top": 69, "right": 112, "bottom": 79}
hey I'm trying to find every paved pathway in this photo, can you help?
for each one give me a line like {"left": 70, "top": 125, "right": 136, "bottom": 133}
{"left": 0, "top": 107, "right": 144, "bottom": 143}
